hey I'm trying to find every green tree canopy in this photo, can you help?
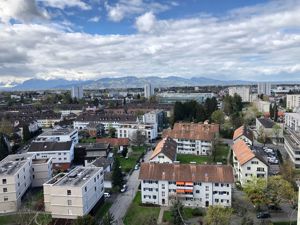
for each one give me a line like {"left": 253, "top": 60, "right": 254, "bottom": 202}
{"left": 204, "top": 205, "right": 233, "bottom": 225}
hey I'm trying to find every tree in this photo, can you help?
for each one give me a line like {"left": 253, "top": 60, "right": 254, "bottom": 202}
{"left": 280, "top": 160, "right": 295, "bottom": 184}
{"left": 108, "top": 126, "right": 116, "bottom": 138}
{"left": 204, "top": 206, "right": 233, "bottom": 225}
{"left": 131, "top": 130, "right": 146, "bottom": 146}
{"left": 170, "top": 200, "right": 184, "bottom": 225}
{"left": 23, "top": 125, "right": 31, "bottom": 141}
{"left": 102, "top": 212, "right": 115, "bottom": 225}
{"left": 72, "top": 215, "right": 96, "bottom": 225}
{"left": 0, "top": 134, "right": 9, "bottom": 160}
{"left": 243, "top": 177, "right": 269, "bottom": 209}
{"left": 258, "top": 126, "right": 267, "bottom": 145}
{"left": 0, "top": 119, "right": 13, "bottom": 136}
{"left": 121, "top": 148, "right": 128, "bottom": 158}
{"left": 112, "top": 156, "right": 123, "bottom": 189}
{"left": 272, "top": 124, "right": 281, "bottom": 144}
{"left": 267, "top": 176, "right": 295, "bottom": 207}
{"left": 211, "top": 110, "right": 225, "bottom": 125}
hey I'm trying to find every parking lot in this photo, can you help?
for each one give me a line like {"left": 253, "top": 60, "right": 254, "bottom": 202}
{"left": 253, "top": 146, "right": 280, "bottom": 175}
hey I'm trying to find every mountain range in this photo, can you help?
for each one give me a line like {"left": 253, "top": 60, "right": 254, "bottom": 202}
{"left": 2, "top": 76, "right": 255, "bottom": 91}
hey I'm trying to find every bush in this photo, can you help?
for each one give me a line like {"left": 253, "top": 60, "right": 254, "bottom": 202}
{"left": 191, "top": 208, "right": 204, "bottom": 216}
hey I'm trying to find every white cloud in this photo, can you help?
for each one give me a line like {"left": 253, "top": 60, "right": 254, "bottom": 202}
{"left": 38, "top": 0, "right": 91, "bottom": 10}
{"left": 88, "top": 16, "right": 101, "bottom": 22}
{"left": 0, "top": 0, "right": 47, "bottom": 23}
{"left": 105, "top": 0, "right": 170, "bottom": 22}
{"left": 135, "top": 12, "right": 156, "bottom": 33}
{"left": 1, "top": 0, "right": 300, "bottom": 84}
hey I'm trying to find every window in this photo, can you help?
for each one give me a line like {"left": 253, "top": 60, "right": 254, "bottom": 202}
{"left": 162, "top": 191, "right": 165, "bottom": 197}
{"left": 2, "top": 179, "right": 6, "bottom": 184}
{"left": 196, "top": 190, "right": 200, "bottom": 194}
{"left": 162, "top": 184, "right": 165, "bottom": 189}
{"left": 205, "top": 186, "right": 209, "bottom": 191}
{"left": 67, "top": 190, "right": 71, "bottom": 195}
{"left": 67, "top": 200, "right": 72, "bottom": 206}
{"left": 247, "top": 167, "right": 251, "bottom": 170}
{"left": 3, "top": 188, "right": 7, "bottom": 192}
{"left": 153, "top": 195, "right": 157, "bottom": 199}
{"left": 94, "top": 178, "right": 96, "bottom": 182}
{"left": 215, "top": 183, "right": 219, "bottom": 187}
{"left": 94, "top": 187, "right": 97, "bottom": 191}
{"left": 4, "top": 197, "right": 8, "bottom": 201}
{"left": 85, "top": 187, "right": 87, "bottom": 192}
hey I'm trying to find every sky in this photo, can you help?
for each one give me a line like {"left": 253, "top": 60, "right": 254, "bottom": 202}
{"left": 0, "top": 0, "right": 300, "bottom": 86}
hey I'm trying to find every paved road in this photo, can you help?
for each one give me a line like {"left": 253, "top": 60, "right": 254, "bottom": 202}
{"left": 109, "top": 150, "right": 153, "bottom": 225}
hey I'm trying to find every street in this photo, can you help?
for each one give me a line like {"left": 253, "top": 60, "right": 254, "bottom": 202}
{"left": 109, "top": 150, "right": 153, "bottom": 225}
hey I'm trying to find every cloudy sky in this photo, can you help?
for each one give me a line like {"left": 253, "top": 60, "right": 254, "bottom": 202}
{"left": 0, "top": 0, "right": 300, "bottom": 85}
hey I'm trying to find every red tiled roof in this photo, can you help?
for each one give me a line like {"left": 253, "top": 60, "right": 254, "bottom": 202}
{"left": 96, "top": 138, "right": 129, "bottom": 147}
{"left": 232, "top": 140, "right": 255, "bottom": 165}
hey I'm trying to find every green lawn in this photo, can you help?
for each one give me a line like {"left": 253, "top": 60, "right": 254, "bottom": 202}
{"left": 177, "top": 143, "right": 230, "bottom": 165}
{"left": 163, "top": 208, "right": 203, "bottom": 223}
{"left": 95, "top": 201, "right": 112, "bottom": 220}
{"left": 124, "top": 191, "right": 160, "bottom": 225}
{"left": 79, "top": 137, "right": 96, "bottom": 143}
{"left": 0, "top": 213, "right": 52, "bottom": 225}
{"left": 119, "top": 146, "right": 145, "bottom": 173}
{"left": 0, "top": 215, "right": 15, "bottom": 224}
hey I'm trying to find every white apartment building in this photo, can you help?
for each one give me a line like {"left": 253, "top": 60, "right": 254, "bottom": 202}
{"left": 0, "top": 154, "right": 34, "bottom": 213}
{"left": 71, "top": 86, "right": 84, "bottom": 99}
{"left": 32, "top": 158, "right": 53, "bottom": 187}
{"left": 284, "top": 113, "right": 300, "bottom": 168}
{"left": 233, "top": 125, "right": 254, "bottom": 146}
{"left": 157, "top": 92, "right": 215, "bottom": 104}
{"left": 35, "top": 128, "right": 79, "bottom": 145}
{"left": 144, "top": 84, "right": 153, "bottom": 99}
{"left": 163, "top": 122, "right": 219, "bottom": 156}
{"left": 232, "top": 140, "right": 268, "bottom": 186}
{"left": 143, "top": 110, "right": 164, "bottom": 132}
{"left": 287, "top": 95, "right": 300, "bottom": 111}
{"left": 253, "top": 99, "right": 271, "bottom": 113}
{"left": 139, "top": 163, "right": 234, "bottom": 207}
{"left": 228, "top": 86, "right": 251, "bottom": 102}
{"left": 37, "top": 117, "right": 61, "bottom": 128}
{"left": 258, "top": 82, "right": 271, "bottom": 96}
{"left": 117, "top": 122, "right": 158, "bottom": 141}
{"left": 150, "top": 137, "right": 177, "bottom": 163}
{"left": 28, "top": 141, "right": 74, "bottom": 171}
{"left": 44, "top": 166, "right": 104, "bottom": 219}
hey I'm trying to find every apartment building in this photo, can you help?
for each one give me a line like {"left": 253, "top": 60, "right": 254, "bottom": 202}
{"left": 35, "top": 128, "right": 79, "bottom": 145}
{"left": 157, "top": 92, "right": 215, "bottom": 104}
{"left": 253, "top": 99, "right": 271, "bottom": 113}
{"left": 139, "top": 163, "right": 234, "bottom": 207}
{"left": 32, "top": 158, "right": 53, "bottom": 187}
{"left": 256, "top": 118, "right": 283, "bottom": 141}
{"left": 232, "top": 140, "right": 268, "bottom": 186}
{"left": 143, "top": 110, "right": 165, "bottom": 132}
{"left": 117, "top": 122, "right": 158, "bottom": 141}
{"left": 28, "top": 141, "right": 74, "bottom": 171}
{"left": 287, "top": 94, "right": 300, "bottom": 110}
{"left": 44, "top": 166, "right": 104, "bottom": 219}
{"left": 284, "top": 113, "right": 300, "bottom": 168}
{"left": 75, "top": 143, "right": 110, "bottom": 166}
{"left": 150, "top": 137, "right": 177, "bottom": 163}
{"left": 0, "top": 154, "right": 34, "bottom": 213}
{"left": 258, "top": 82, "right": 271, "bottom": 96}
{"left": 228, "top": 86, "right": 251, "bottom": 102}
{"left": 163, "top": 122, "right": 219, "bottom": 156}
{"left": 233, "top": 125, "right": 254, "bottom": 146}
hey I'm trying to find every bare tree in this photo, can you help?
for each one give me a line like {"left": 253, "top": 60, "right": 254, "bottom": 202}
{"left": 131, "top": 129, "right": 146, "bottom": 146}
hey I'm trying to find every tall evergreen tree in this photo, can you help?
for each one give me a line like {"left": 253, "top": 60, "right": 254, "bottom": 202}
{"left": 22, "top": 125, "right": 31, "bottom": 141}
{"left": 112, "top": 157, "right": 123, "bottom": 189}
{"left": 0, "top": 134, "right": 9, "bottom": 160}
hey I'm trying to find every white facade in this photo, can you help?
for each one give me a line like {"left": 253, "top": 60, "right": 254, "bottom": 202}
{"left": 253, "top": 100, "right": 271, "bottom": 113}
{"left": 117, "top": 123, "right": 158, "bottom": 141}
{"left": 228, "top": 86, "right": 250, "bottom": 102}
{"left": 0, "top": 154, "right": 35, "bottom": 213}
{"left": 44, "top": 166, "right": 104, "bottom": 219}
{"left": 73, "top": 120, "right": 121, "bottom": 132}
{"left": 175, "top": 139, "right": 212, "bottom": 156}
{"left": 35, "top": 128, "right": 79, "bottom": 145}
{"left": 144, "top": 84, "right": 153, "bottom": 99}
{"left": 232, "top": 155, "right": 268, "bottom": 186}
{"left": 71, "top": 86, "right": 84, "bottom": 99}
{"left": 284, "top": 113, "right": 300, "bottom": 168}
{"left": 287, "top": 95, "right": 300, "bottom": 110}
{"left": 150, "top": 153, "right": 174, "bottom": 164}
{"left": 258, "top": 82, "right": 271, "bottom": 96}
{"left": 37, "top": 118, "right": 61, "bottom": 128}
{"left": 32, "top": 158, "right": 53, "bottom": 187}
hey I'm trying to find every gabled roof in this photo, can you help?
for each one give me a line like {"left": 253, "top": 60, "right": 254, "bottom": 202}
{"left": 96, "top": 138, "right": 129, "bottom": 147}
{"left": 139, "top": 163, "right": 234, "bottom": 183}
{"left": 232, "top": 140, "right": 255, "bottom": 165}
{"left": 150, "top": 137, "right": 177, "bottom": 161}
{"left": 233, "top": 125, "right": 254, "bottom": 142}
{"left": 162, "top": 122, "right": 219, "bottom": 141}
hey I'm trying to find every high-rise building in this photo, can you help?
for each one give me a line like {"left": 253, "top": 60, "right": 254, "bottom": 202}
{"left": 71, "top": 86, "right": 83, "bottom": 99}
{"left": 287, "top": 94, "right": 300, "bottom": 110}
{"left": 144, "top": 84, "right": 153, "bottom": 99}
{"left": 258, "top": 82, "right": 271, "bottom": 95}
{"left": 228, "top": 86, "right": 250, "bottom": 102}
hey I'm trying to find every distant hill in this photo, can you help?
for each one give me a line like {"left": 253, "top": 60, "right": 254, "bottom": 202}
{"left": 8, "top": 76, "right": 254, "bottom": 90}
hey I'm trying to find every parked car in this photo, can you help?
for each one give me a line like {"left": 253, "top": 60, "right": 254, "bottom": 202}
{"left": 134, "top": 164, "right": 140, "bottom": 170}
{"left": 257, "top": 211, "right": 271, "bottom": 219}
{"left": 120, "top": 184, "right": 128, "bottom": 193}
{"left": 104, "top": 192, "right": 111, "bottom": 198}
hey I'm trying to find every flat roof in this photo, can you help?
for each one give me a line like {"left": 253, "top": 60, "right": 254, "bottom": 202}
{"left": 39, "top": 128, "right": 76, "bottom": 136}
{"left": 47, "top": 166, "right": 101, "bottom": 187}
{"left": 0, "top": 153, "right": 34, "bottom": 176}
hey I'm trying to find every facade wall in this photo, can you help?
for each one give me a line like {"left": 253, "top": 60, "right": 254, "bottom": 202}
{"left": 150, "top": 153, "right": 173, "bottom": 164}
{"left": 175, "top": 139, "right": 212, "bottom": 156}
{"left": 287, "top": 95, "right": 300, "bottom": 110}
{"left": 32, "top": 160, "right": 52, "bottom": 187}
{"left": 141, "top": 180, "right": 232, "bottom": 208}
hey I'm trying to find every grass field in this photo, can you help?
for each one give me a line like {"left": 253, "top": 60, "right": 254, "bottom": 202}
{"left": 119, "top": 146, "right": 145, "bottom": 173}
{"left": 0, "top": 213, "right": 52, "bottom": 225}
{"left": 163, "top": 207, "right": 203, "bottom": 223}
{"left": 177, "top": 143, "right": 229, "bottom": 165}
{"left": 124, "top": 191, "right": 160, "bottom": 225}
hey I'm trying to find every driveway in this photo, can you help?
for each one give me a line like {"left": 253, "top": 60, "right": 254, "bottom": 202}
{"left": 109, "top": 150, "right": 153, "bottom": 225}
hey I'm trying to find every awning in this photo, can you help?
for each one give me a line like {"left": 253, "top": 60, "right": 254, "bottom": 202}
{"left": 176, "top": 182, "right": 185, "bottom": 185}
{"left": 176, "top": 189, "right": 185, "bottom": 193}
{"left": 185, "top": 182, "right": 193, "bottom": 186}
{"left": 184, "top": 189, "right": 193, "bottom": 193}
